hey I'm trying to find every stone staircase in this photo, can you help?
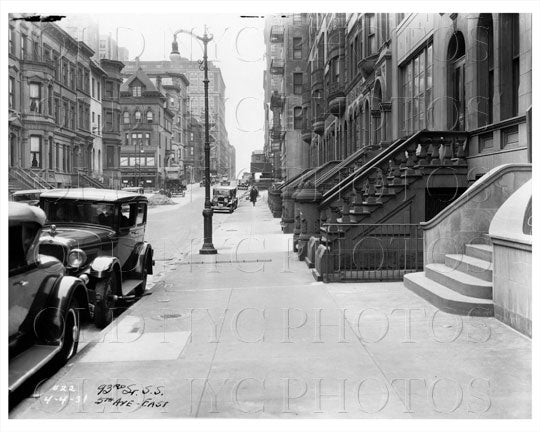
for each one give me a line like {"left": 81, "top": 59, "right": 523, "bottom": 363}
{"left": 78, "top": 173, "right": 105, "bottom": 188}
{"left": 404, "top": 243, "right": 494, "bottom": 316}
{"left": 8, "top": 167, "right": 55, "bottom": 191}
{"left": 305, "top": 130, "right": 470, "bottom": 281}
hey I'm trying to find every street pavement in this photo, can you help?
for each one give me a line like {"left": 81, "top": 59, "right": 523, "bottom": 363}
{"left": 9, "top": 191, "right": 532, "bottom": 419}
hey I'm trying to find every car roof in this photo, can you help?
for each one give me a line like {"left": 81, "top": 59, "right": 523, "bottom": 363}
{"left": 12, "top": 189, "right": 47, "bottom": 195}
{"left": 9, "top": 202, "right": 47, "bottom": 225}
{"left": 40, "top": 188, "right": 147, "bottom": 203}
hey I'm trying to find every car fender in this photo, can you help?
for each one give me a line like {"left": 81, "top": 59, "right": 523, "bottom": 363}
{"left": 34, "top": 276, "right": 89, "bottom": 344}
{"left": 89, "top": 256, "right": 121, "bottom": 279}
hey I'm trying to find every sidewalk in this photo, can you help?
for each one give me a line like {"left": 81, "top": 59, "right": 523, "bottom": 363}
{"left": 10, "top": 192, "right": 531, "bottom": 419}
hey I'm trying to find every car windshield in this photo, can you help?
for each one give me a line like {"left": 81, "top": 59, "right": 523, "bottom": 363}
{"left": 42, "top": 199, "right": 116, "bottom": 228}
{"left": 13, "top": 193, "right": 40, "bottom": 202}
{"left": 213, "top": 189, "right": 231, "bottom": 197}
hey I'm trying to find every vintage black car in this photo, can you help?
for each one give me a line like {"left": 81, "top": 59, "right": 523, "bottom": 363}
{"left": 38, "top": 188, "right": 154, "bottom": 328}
{"left": 9, "top": 202, "right": 89, "bottom": 393}
{"left": 211, "top": 186, "right": 238, "bottom": 213}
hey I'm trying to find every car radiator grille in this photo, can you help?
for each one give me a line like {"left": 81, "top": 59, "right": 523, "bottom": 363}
{"left": 39, "top": 243, "right": 67, "bottom": 264}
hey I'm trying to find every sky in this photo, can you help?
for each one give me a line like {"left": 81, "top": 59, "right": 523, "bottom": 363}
{"left": 91, "top": 13, "right": 267, "bottom": 177}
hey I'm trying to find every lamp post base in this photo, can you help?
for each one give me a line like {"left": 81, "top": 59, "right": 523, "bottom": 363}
{"left": 199, "top": 244, "right": 218, "bottom": 255}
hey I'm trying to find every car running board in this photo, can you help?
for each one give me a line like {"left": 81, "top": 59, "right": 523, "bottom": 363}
{"left": 9, "top": 344, "right": 61, "bottom": 392}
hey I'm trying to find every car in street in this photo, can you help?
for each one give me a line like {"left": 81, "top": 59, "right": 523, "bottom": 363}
{"left": 122, "top": 186, "right": 145, "bottom": 194}
{"left": 11, "top": 189, "right": 48, "bottom": 206}
{"left": 237, "top": 182, "right": 249, "bottom": 190}
{"left": 38, "top": 188, "right": 154, "bottom": 328}
{"left": 9, "top": 202, "right": 89, "bottom": 393}
{"left": 211, "top": 186, "right": 238, "bottom": 213}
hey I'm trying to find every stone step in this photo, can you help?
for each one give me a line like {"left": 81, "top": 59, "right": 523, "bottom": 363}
{"left": 444, "top": 253, "right": 493, "bottom": 282}
{"left": 404, "top": 272, "right": 494, "bottom": 317}
{"left": 425, "top": 263, "right": 492, "bottom": 299}
{"left": 465, "top": 244, "right": 493, "bottom": 262}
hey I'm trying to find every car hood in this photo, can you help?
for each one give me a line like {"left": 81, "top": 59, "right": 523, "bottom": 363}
{"left": 40, "top": 225, "right": 116, "bottom": 250}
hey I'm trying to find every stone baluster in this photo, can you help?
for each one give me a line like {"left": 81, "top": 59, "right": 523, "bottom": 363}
{"left": 404, "top": 141, "right": 418, "bottom": 176}
{"left": 441, "top": 137, "right": 452, "bottom": 165}
{"left": 416, "top": 139, "right": 431, "bottom": 167}
{"left": 375, "top": 162, "right": 389, "bottom": 202}
{"left": 430, "top": 139, "right": 442, "bottom": 165}
{"left": 364, "top": 171, "right": 378, "bottom": 204}
{"left": 454, "top": 137, "right": 467, "bottom": 165}
{"left": 341, "top": 194, "right": 351, "bottom": 224}
{"left": 391, "top": 152, "right": 404, "bottom": 185}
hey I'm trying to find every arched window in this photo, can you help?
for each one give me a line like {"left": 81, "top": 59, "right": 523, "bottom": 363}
{"left": 123, "top": 111, "right": 130, "bottom": 124}
{"left": 146, "top": 111, "right": 153, "bottom": 123}
{"left": 373, "top": 82, "right": 382, "bottom": 145}
{"left": 447, "top": 31, "right": 466, "bottom": 130}
{"left": 477, "top": 14, "right": 494, "bottom": 126}
{"left": 499, "top": 14, "right": 520, "bottom": 119}
{"left": 135, "top": 110, "right": 141, "bottom": 122}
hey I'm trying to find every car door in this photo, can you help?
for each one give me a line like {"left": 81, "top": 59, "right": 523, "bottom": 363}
{"left": 9, "top": 222, "right": 47, "bottom": 338}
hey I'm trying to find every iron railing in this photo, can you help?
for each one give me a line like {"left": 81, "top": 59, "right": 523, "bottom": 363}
{"left": 322, "top": 223, "right": 423, "bottom": 282}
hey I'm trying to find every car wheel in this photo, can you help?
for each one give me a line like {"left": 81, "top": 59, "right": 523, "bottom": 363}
{"left": 53, "top": 297, "right": 80, "bottom": 366}
{"left": 135, "top": 255, "right": 149, "bottom": 297}
{"left": 93, "top": 272, "right": 117, "bottom": 328}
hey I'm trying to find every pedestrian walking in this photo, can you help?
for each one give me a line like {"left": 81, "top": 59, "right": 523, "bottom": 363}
{"left": 249, "top": 186, "right": 259, "bottom": 207}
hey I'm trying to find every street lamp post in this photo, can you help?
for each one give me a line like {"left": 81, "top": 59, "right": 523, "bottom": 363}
{"left": 171, "top": 28, "right": 217, "bottom": 254}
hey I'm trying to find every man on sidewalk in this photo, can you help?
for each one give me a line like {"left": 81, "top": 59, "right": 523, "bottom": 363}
{"left": 249, "top": 185, "right": 259, "bottom": 207}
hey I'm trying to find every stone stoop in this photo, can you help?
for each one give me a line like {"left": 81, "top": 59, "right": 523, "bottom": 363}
{"left": 403, "top": 243, "right": 494, "bottom": 316}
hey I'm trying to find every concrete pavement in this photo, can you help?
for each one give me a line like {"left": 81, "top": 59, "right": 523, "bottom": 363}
{"left": 10, "top": 191, "right": 531, "bottom": 418}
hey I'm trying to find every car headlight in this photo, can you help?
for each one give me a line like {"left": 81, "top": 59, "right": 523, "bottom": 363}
{"left": 67, "top": 249, "right": 87, "bottom": 268}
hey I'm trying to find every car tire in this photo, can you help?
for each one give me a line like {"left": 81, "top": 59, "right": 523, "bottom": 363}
{"left": 53, "top": 297, "right": 80, "bottom": 367}
{"left": 93, "top": 272, "right": 117, "bottom": 329}
{"left": 135, "top": 255, "right": 150, "bottom": 297}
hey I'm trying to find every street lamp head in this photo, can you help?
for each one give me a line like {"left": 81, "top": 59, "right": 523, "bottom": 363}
{"left": 170, "top": 35, "right": 181, "bottom": 62}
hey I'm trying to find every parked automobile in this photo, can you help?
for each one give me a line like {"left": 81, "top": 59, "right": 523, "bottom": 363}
{"left": 211, "top": 186, "right": 238, "bottom": 213}
{"left": 11, "top": 189, "right": 48, "bottom": 206}
{"left": 220, "top": 179, "right": 231, "bottom": 186}
{"left": 9, "top": 202, "right": 89, "bottom": 393}
{"left": 122, "top": 186, "right": 145, "bottom": 194}
{"left": 237, "top": 182, "right": 249, "bottom": 190}
{"left": 38, "top": 188, "right": 154, "bottom": 328}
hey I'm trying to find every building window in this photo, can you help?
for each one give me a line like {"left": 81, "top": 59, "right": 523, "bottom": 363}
{"left": 499, "top": 14, "right": 520, "bottom": 119}
{"left": 145, "top": 133, "right": 150, "bottom": 145}
{"left": 55, "top": 143, "right": 60, "bottom": 170}
{"left": 106, "top": 111, "right": 113, "bottom": 131}
{"left": 97, "top": 81, "right": 101, "bottom": 100}
{"left": 123, "top": 111, "right": 130, "bottom": 124}
{"left": 29, "top": 83, "right": 41, "bottom": 113}
{"left": 146, "top": 111, "right": 153, "bottom": 123}
{"left": 84, "top": 70, "right": 89, "bottom": 93}
{"left": 98, "top": 114, "right": 101, "bottom": 134}
{"left": 135, "top": 110, "right": 141, "bottom": 122}
{"left": 30, "top": 136, "right": 41, "bottom": 168}
{"left": 447, "top": 32, "right": 466, "bottom": 131}
{"left": 293, "top": 14, "right": 302, "bottom": 24}
{"left": 20, "top": 34, "right": 27, "bottom": 59}
{"left": 92, "top": 78, "right": 95, "bottom": 98}
{"left": 402, "top": 42, "right": 433, "bottom": 134}
{"left": 105, "top": 81, "right": 113, "bottom": 97}
{"left": 293, "top": 37, "right": 302, "bottom": 59}
{"left": 106, "top": 146, "right": 115, "bottom": 168}
{"left": 477, "top": 14, "right": 494, "bottom": 127}
{"left": 48, "top": 137, "right": 53, "bottom": 169}
{"left": 366, "top": 14, "right": 376, "bottom": 56}
{"left": 9, "top": 26, "right": 15, "bottom": 55}
{"left": 132, "top": 133, "right": 143, "bottom": 147}
{"left": 132, "top": 85, "right": 141, "bottom": 97}
{"left": 54, "top": 97, "right": 59, "bottom": 123}
{"left": 9, "top": 77, "right": 15, "bottom": 109}
{"left": 293, "top": 72, "right": 303, "bottom": 95}
{"left": 293, "top": 107, "right": 303, "bottom": 129}
{"left": 70, "top": 103, "right": 76, "bottom": 130}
